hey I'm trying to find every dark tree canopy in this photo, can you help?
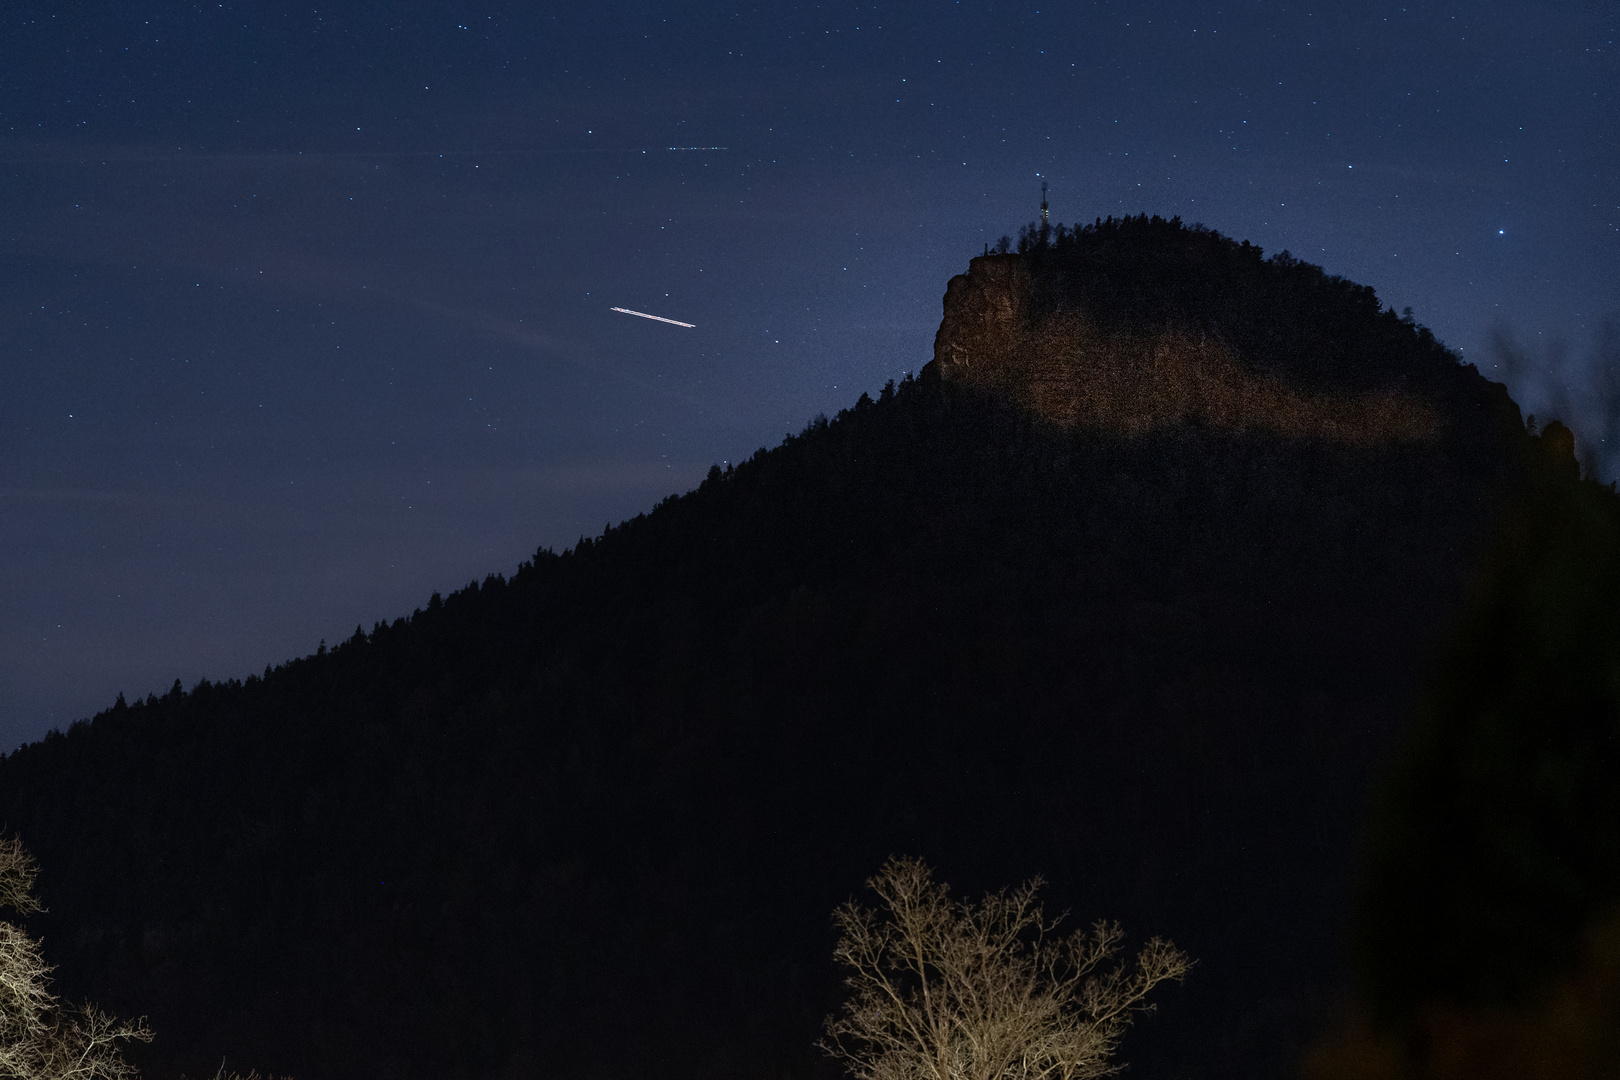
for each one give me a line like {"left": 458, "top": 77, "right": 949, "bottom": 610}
{"left": 1356, "top": 434, "right": 1620, "bottom": 1027}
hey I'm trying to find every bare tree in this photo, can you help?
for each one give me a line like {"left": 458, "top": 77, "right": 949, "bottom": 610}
{"left": 820, "top": 856, "right": 1192, "bottom": 1080}
{"left": 0, "top": 833, "right": 153, "bottom": 1080}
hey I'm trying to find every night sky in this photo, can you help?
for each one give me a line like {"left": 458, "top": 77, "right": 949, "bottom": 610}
{"left": 3, "top": 1, "right": 1616, "bottom": 750}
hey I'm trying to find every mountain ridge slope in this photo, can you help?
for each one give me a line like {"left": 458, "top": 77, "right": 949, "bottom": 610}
{"left": 0, "top": 215, "right": 1577, "bottom": 1080}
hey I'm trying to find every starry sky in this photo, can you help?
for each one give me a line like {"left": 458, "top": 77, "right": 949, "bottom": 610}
{"left": 2, "top": 0, "right": 1616, "bottom": 749}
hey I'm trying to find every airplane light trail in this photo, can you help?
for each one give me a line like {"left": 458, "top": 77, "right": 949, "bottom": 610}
{"left": 611, "top": 307, "right": 696, "bottom": 328}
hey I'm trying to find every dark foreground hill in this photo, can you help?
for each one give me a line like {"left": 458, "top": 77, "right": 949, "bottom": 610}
{"left": 0, "top": 217, "right": 1582, "bottom": 1080}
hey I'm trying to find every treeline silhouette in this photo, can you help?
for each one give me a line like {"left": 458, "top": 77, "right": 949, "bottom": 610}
{"left": 1001, "top": 215, "right": 1482, "bottom": 399}
{"left": 0, "top": 217, "right": 1588, "bottom": 1080}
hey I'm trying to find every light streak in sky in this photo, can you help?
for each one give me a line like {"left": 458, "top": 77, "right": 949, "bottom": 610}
{"left": 611, "top": 307, "right": 696, "bottom": 328}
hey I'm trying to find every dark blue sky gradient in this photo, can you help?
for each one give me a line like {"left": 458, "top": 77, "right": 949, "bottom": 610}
{"left": 2, "top": 0, "right": 1616, "bottom": 747}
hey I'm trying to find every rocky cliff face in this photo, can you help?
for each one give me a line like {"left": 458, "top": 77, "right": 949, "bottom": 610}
{"left": 932, "top": 253, "right": 1034, "bottom": 376}
{"left": 932, "top": 253, "right": 1444, "bottom": 444}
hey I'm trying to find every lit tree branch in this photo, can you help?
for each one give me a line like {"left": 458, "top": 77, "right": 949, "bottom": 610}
{"left": 0, "top": 834, "right": 152, "bottom": 1080}
{"left": 820, "top": 857, "right": 1192, "bottom": 1080}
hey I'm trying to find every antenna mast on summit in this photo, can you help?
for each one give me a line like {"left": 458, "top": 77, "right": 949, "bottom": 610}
{"left": 1039, "top": 179, "right": 1050, "bottom": 242}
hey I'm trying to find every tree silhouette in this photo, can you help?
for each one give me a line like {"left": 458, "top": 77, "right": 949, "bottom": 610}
{"left": 1488, "top": 319, "right": 1620, "bottom": 483}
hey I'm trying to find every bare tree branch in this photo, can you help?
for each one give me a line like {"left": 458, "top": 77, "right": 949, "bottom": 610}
{"left": 0, "top": 834, "right": 42, "bottom": 918}
{"left": 819, "top": 857, "right": 1193, "bottom": 1080}
{"left": 0, "top": 834, "right": 153, "bottom": 1080}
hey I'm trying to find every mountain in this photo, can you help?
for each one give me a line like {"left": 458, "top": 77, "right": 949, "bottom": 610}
{"left": 0, "top": 216, "right": 1578, "bottom": 1080}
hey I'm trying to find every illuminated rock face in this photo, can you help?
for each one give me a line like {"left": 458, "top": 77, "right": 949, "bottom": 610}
{"left": 932, "top": 253, "right": 1033, "bottom": 377}
{"left": 932, "top": 253, "right": 1441, "bottom": 444}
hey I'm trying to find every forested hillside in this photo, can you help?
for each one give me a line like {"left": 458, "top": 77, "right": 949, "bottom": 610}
{"left": 0, "top": 218, "right": 1581, "bottom": 1080}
